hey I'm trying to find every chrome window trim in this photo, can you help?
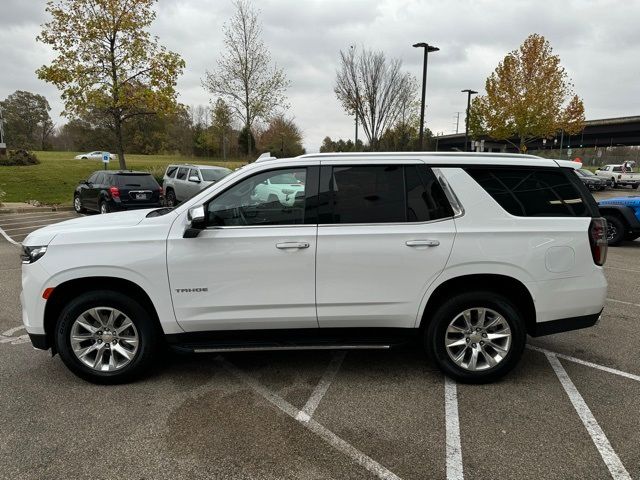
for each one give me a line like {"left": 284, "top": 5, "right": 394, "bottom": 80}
{"left": 432, "top": 167, "right": 464, "bottom": 218}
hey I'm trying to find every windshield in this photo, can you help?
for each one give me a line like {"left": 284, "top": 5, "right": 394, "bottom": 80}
{"left": 270, "top": 173, "right": 303, "bottom": 185}
{"left": 201, "top": 168, "right": 231, "bottom": 182}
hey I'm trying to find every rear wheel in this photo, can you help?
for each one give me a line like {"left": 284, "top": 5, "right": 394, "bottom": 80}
{"left": 425, "top": 291, "right": 526, "bottom": 383}
{"left": 73, "top": 194, "right": 86, "bottom": 214}
{"left": 99, "top": 199, "right": 110, "bottom": 214}
{"left": 165, "top": 189, "right": 177, "bottom": 207}
{"left": 55, "top": 290, "right": 160, "bottom": 384}
{"left": 603, "top": 215, "right": 625, "bottom": 246}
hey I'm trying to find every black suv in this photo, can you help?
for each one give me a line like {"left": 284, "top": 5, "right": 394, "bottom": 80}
{"left": 73, "top": 171, "right": 163, "bottom": 214}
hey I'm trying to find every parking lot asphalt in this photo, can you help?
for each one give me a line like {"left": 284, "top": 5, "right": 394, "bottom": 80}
{"left": 1, "top": 191, "right": 639, "bottom": 479}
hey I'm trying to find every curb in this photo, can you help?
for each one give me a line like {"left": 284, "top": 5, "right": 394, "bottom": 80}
{"left": 0, "top": 206, "right": 75, "bottom": 214}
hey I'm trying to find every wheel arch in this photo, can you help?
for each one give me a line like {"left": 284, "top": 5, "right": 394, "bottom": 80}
{"left": 44, "top": 276, "right": 163, "bottom": 354}
{"left": 419, "top": 274, "right": 536, "bottom": 335}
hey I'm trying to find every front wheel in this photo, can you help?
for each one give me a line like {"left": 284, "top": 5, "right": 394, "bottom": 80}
{"left": 425, "top": 292, "right": 526, "bottom": 383}
{"left": 73, "top": 195, "right": 86, "bottom": 213}
{"left": 604, "top": 215, "right": 625, "bottom": 246}
{"left": 55, "top": 290, "right": 160, "bottom": 384}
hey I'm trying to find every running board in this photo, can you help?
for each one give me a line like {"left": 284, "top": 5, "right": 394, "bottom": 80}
{"left": 190, "top": 344, "right": 392, "bottom": 354}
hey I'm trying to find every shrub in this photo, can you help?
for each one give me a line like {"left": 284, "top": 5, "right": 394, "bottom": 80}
{"left": 0, "top": 149, "right": 40, "bottom": 166}
{"left": 145, "top": 165, "right": 166, "bottom": 185}
{"left": 0, "top": 188, "right": 5, "bottom": 207}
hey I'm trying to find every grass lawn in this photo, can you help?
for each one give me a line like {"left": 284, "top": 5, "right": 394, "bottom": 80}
{"left": 0, "top": 151, "right": 247, "bottom": 205}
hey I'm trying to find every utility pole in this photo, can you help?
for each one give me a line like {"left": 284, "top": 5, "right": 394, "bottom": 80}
{"left": 461, "top": 89, "right": 478, "bottom": 151}
{"left": 355, "top": 114, "right": 359, "bottom": 151}
{"left": 454, "top": 112, "right": 462, "bottom": 134}
{"left": 413, "top": 42, "right": 439, "bottom": 150}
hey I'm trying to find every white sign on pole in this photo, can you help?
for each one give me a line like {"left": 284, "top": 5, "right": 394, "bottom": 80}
{"left": 102, "top": 152, "right": 110, "bottom": 163}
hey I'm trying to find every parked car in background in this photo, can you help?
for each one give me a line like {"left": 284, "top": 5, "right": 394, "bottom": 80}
{"left": 575, "top": 168, "right": 610, "bottom": 191}
{"left": 163, "top": 164, "right": 232, "bottom": 206}
{"left": 594, "top": 164, "right": 640, "bottom": 188}
{"left": 73, "top": 171, "right": 163, "bottom": 214}
{"left": 598, "top": 196, "right": 640, "bottom": 245}
{"left": 74, "top": 151, "right": 116, "bottom": 161}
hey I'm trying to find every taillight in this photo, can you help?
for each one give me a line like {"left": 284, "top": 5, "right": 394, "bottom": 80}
{"left": 589, "top": 218, "right": 608, "bottom": 266}
{"left": 109, "top": 186, "right": 120, "bottom": 198}
{"left": 158, "top": 187, "right": 164, "bottom": 197}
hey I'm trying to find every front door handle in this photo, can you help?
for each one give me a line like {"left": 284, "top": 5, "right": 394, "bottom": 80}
{"left": 406, "top": 240, "right": 440, "bottom": 247}
{"left": 276, "top": 242, "right": 310, "bottom": 249}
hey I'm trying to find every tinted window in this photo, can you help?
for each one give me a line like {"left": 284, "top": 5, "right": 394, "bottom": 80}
{"left": 166, "top": 166, "right": 178, "bottom": 178}
{"left": 200, "top": 168, "right": 231, "bottom": 182}
{"left": 466, "top": 167, "right": 591, "bottom": 217}
{"left": 87, "top": 173, "right": 98, "bottom": 183}
{"left": 94, "top": 173, "right": 105, "bottom": 185}
{"left": 207, "top": 168, "right": 306, "bottom": 226}
{"left": 329, "top": 165, "right": 405, "bottom": 224}
{"left": 115, "top": 174, "right": 159, "bottom": 189}
{"left": 176, "top": 167, "right": 188, "bottom": 180}
{"left": 406, "top": 166, "right": 454, "bottom": 221}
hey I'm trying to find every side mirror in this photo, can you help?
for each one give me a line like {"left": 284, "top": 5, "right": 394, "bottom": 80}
{"left": 188, "top": 175, "right": 201, "bottom": 183}
{"left": 184, "top": 205, "right": 206, "bottom": 238}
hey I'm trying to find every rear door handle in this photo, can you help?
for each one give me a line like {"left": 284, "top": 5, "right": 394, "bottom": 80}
{"left": 276, "top": 242, "right": 310, "bottom": 249}
{"left": 406, "top": 240, "right": 440, "bottom": 247}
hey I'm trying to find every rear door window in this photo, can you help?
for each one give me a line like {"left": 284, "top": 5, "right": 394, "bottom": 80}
{"left": 320, "top": 165, "right": 453, "bottom": 224}
{"left": 465, "top": 167, "right": 596, "bottom": 217}
{"left": 176, "top": 167, "right": 188, "bottom": 180}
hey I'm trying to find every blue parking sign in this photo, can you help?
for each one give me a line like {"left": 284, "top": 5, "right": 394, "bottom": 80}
{"left": 102, "top": 152, "right": 110, "bottom": 163}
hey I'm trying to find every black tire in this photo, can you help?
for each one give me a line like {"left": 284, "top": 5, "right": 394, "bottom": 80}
{"left": 165, "top": 189, "right": 177, "bottom": 207}
{"left": 425, "top": 291, "right": 526, "bottom": 384}
{"left": 603, "top": 215, "right": 625, "bottom": 246}
{"left": 73, "top": 194, "right": 87, "bottom": 214}
{"left": 55, "top": 290, "right": 160, "bottom": 384}
{"left": 99, "top": 198, "right": 110, "bottom": 214}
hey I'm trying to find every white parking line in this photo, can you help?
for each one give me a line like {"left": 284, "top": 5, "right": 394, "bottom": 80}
{"left": 527, "top": 345, "right": 640, "bottom": 383}
{"left": 0, "top": 212, "right": 76, "bottom": 222}
{"left": 296, "top": 351, "right": 346, "bottom": 422}
{"left": 3, "top": 225, "right": 60, "bottom": 233}
{"left": 606, "top": 298, "right": 640, "bottom": 308}
{"left": 0, "top": 225, "right": 20, "bottom": 245}
{"left": 546, "top": 354, "right": 631, "bottom": 480}
{"left": 217, "top": 356, "right": 402, "bottom": 480}
{"left": 0, "top": 216, "right": 76, "bottom": 228}
{"left": 605, "top": 266, "right": 640, "bottom": 274}
{"left": 0, "top": 326, "right": 30, "bottom": 345}
{"left": 444, "top": 376, "right": 464, "bottom": 480}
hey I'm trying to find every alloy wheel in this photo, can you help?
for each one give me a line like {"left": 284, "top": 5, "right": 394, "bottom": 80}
{"left": 74, "top": 196, "right": 81, "bottom": 212}
{"left": 70, "top": 307, "right": 139, "bottom": 372}
{"left": 444, "top": 307, "right": 512, "bottom": 371}
{"left": 606, "top": 223, "right": 617, "bottom": 241}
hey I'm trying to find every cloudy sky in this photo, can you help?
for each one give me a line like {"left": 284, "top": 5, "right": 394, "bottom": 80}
{"left": 2, "top": 0, "right": 639, "bottom": 152}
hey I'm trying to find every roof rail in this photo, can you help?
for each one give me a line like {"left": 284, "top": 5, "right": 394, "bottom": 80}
{"left": 255, "top": 152, "right": 277, "bottom": 163}
{"left": 297, "top": 151, "right": 542, "bottom": 160}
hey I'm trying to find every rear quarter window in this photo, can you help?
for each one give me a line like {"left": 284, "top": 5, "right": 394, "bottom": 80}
{"left": 165, "top": 166, "right": 178, "bottom": 178}
{"left": 465, "top": 167, "right": 597, "bottom": 217}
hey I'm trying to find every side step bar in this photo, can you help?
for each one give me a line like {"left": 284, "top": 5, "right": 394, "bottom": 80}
{"left": 189, "top": 344, "right": 392, "bottom": 354}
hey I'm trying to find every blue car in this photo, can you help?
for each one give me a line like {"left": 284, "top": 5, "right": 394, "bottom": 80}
{"left": 598, "top": 196, "right": 640, "bottom": 245}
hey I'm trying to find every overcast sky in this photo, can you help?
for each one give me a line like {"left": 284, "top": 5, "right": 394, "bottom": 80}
{"left": 2, "top": 0, "right": 639, "bottom": 152}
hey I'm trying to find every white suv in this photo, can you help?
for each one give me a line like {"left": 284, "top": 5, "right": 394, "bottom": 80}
{"left": 20, "top": 153, "right": 608, "bottom": 384}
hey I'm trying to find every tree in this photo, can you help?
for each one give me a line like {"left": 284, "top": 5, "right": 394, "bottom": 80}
{"left": 335, "top": 47, "right": 416, "bottom": 150}
{"left": 468, "top": 34, "right": 585, "bottom": 152}
{"left": 0, "top": 91, "right": 54, "bottom": 150}
{"left": 36, "top": 0, "right": 185, "bottom": 169}
{"left": 257, "top": 115, "right": 305, "bottom": 157}
{"left": 202, "top": 0, "right": 289, "bottom": 156}
{"left": 211, "top": 99, "right": 234, "bottom": 157}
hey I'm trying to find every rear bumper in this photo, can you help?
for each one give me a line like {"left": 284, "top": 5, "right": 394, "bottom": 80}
{"left": 109, "top": 199, "right": 163, "bottom": 211}
{"left": 529, "top": 311, "right": 602, "bottom": 337}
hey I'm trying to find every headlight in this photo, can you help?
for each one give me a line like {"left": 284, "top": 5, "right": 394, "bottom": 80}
{"left": 21, "top": 245, "right": 47, "bottom": 264}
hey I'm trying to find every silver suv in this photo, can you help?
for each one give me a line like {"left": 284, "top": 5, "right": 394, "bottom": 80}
{"left": 163, "top": 164, "right": 231, "bottom": 206}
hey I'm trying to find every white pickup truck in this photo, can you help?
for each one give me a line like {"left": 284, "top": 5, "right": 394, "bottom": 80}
{"left": 594, "top": 164, "right": 640, "bottom": 188}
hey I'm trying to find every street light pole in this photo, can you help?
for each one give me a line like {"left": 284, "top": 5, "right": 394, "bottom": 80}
{"left": 413, "top": 42, "right": 439, "bottom": 150}
{"left": 461, "top": 89, "right": 478, "bottom": 152}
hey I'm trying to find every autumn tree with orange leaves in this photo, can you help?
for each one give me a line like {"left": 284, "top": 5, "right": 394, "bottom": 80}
{"left": 469, "top": 34, "right": 585, "bottom": 153}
